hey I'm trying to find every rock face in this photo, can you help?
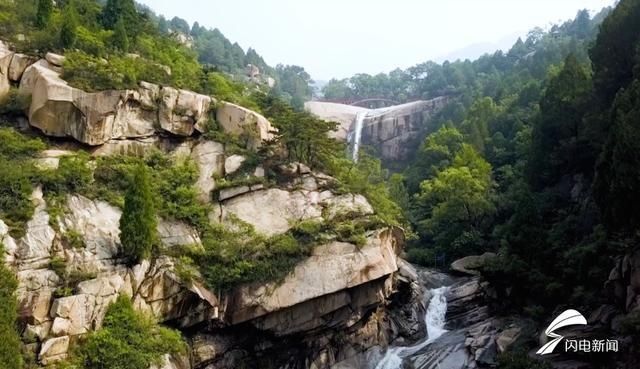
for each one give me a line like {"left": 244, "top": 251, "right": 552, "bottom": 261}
{"left": 227, "top": 228, "right": 402, "bottom": 324}
{"left": 0, "top": 41, "right": 274, "bottom": 149}
{"left": 217, "top": 180, "right": 372, "bottom": 236}
{"left": 4, "top": 165, "right": 409, "bottom": 368}
{"left": 306, "top": 97, "right": 450, "bottom": 162}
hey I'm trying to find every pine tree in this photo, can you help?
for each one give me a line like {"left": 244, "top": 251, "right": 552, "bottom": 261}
{"left": 101, "top": 0, "right": 139, "bottom": 32}
{"left": 35, "top": 0, "right": 53, "bottom": 29}
{"left": 112, "top": 17, "right": 129, "bottom": 52}
{"left": 0, "top": 245, "right": 22, "bottom": 369}
{"left": 119, "top": 165, "right": 157, "bottom": 265}
{"left": 59, "top": 4, "right": 78, "bottom": 49}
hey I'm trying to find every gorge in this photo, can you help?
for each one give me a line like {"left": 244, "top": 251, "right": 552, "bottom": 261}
{"left": 1, "top": 1, "right": 640, "bottom": 369}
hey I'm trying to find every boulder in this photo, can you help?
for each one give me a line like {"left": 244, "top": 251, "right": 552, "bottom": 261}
{"left": 45, "top": 52, "right": 65, "bottom": 67}
{"left": 16, "top": 269, "right": 60, "bottom": 324}
{"left": 39, "top": 336, "right": 69, "bottom": 365}
{"left": 450, "top": 252, "right": 497, "bottom": 276}
{"left": 190, "top": 140, "right": 224, "bottom": 202}
{"left": 322, "top": 194, "right": 374, "bottom": 220}
{"left": 496, "top": 327, "right": 521, "bottom": 353}
{"left": 34, "top": 149, "right": 74, "bottom": 170}
{"left": 50, "top": 294, "right": 96, "bottom": 336}
{"left": 227, "top": 227, "right": 402, "bottom": 324}
{"left": 215, "top": 101, "right": 274, "bottom": 148}
{"left": 9, "top": 53, "right": 37, "bottom": 82}
{"left": 159, "top": 87, "right": 212, "bottom": 137}
{"left": 224, "top": 154, "right": 246, "bottom": 175}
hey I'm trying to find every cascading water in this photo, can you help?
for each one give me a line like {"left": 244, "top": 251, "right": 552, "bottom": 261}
{"left": 374, "top": 286, "right": 450, "bottom": 369}
{"left": 349, "top": 111, "right": 368, "bottom": 162}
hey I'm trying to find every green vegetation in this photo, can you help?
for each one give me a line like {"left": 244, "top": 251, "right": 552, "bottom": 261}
{"left": 0, "top": 244, "right": 22, "bottom": 369}
{"left": 0, "top": 127, "right": 45, "bottom": 237}
{"left": 119, "top": 165, "right": 157, "bottom": 264}
{"left": 345, "top": 3, "right": 640, "bottom": 322}
{"left": 65, "top": 295, "right": 185, "bottom": 369}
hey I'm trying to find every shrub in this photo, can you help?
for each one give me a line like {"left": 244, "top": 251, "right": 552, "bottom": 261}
{"left": 0, "top": 128, "right": 45, "bottom": 158}
{"left": 0, "top": 88, "right": 31, "bottom": 116}
{"left": 49, "top": 256, "right": 67, "bottom": 277}
{"left": 70, "top": 295, "right": 185, "bottom": 369}
{"left": 0, "top": 244, "right": 23, "bottom": 369}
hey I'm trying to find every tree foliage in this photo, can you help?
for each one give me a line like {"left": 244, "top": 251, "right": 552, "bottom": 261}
{"left": 119, "top": 165, "right": 157, "bottom": 264}
{"left": 35, "top": 0, "right": 53, "bottom": 28}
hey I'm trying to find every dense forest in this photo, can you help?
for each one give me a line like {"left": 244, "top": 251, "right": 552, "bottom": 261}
{"left": 357, "top": 3, "right": 640, "bottom": 326}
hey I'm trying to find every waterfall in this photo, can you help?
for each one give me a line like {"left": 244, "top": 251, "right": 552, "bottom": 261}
{"left": 374, "top": 287, "right": 450, "bottom": 369}
{"left": 349, "top": 111, "right": 368, "bottom": 162}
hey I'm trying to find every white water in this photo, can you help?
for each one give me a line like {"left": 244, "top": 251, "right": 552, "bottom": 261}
{"left": 350, "top": 111, "right": 368, "bottom": 162}
{"left": 374, "top": 286, "right": 450, "bottom": 369}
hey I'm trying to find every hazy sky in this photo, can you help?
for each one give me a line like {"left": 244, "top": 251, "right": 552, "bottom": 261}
{"left": 139, "top": 0, "right": 615, "bottom": 80}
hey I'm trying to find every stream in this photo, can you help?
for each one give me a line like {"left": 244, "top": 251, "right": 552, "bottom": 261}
{"left": 375, "top": 287, "right": 450, "bottom": 369}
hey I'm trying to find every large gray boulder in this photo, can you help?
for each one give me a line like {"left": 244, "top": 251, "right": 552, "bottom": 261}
{"left": 450, "top": 252, "right": 497, "bottom": 276}
{"left": 214, "top": 101, "right": 274, "bottom": 149}
{"left": 18, "top": 61, "right": 215, "bottom": 145}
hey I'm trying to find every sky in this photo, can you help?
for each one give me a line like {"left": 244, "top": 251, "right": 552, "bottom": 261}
{"left": 138, "top": 0, "right": 616, "bottom": 81}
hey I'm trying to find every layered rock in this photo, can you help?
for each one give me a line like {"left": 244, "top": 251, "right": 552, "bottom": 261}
{"left": 227, "top": 227, "right": 402, "bottom": 325}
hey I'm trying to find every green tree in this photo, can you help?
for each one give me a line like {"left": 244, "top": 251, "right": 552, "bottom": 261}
{"left": 112, "top": 16, "right": 129, "bottom": 52}
{"left": 528, "top": 54, "right": 592, "bottom": 188}
{"left": 119, "top": 165, "right": 157, "bottom": 264}
{"left": 405, "top": 125, "right": 465, "bottom": 193}
{"left": 59, "top": 3, "right": 79, "bottom": 49}
{"left": 0, "top": 244, "right": 22, "bottom": 369}
{"left": 35, "top": 0, "right": 53, "bottom": 28}
{"left": 100, "top": 0, "right": 140, "bottom": 36}
{"left": 594, "top": 78, "right": 640, "bottom": 232}
{"left": 415, "top": 144, "right": 495, "bottom": 256}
